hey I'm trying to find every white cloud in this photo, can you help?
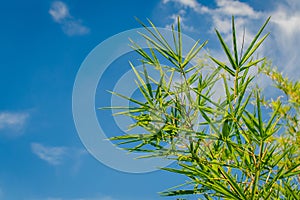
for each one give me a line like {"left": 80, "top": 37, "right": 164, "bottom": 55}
{"left": 165, "top": 10, "right": 195, "bottom": 32}
{"left": 163, "top": 0, "right": 199, "bottom": 9}
{"left": 271, "top": 5, "right": 300, "bottom": 37}
{"left": 160, "top": 0, "right": 261, "bottom": 35}
{"left": 31, "top": 143, "right": 67, "bottom": 165}
{"left": 214, "top": 0, "right": 261, "bottom": 18}
{"left": 49, "top": 1, "right": 69, "bottom": 23}
{"left": 31, "top": 143, "right": 88, "bottom": 171}
{"left": 162, "top": 0, "right": 260, "bottom": 17}
{"left": 203, "top": 0, "right": 261, "bottom": 40}
{"left": 286, "top": 0, "right": 300, "bottom": 8}
{"left": 61, "top": 21, "right": 90, "bottom": 36}
{"left": 49, "top": 1, "right": 89, "bottom": 36}
{"left": 0, "top": 112, "right": 29, "bottom": 136}
{"left": 257, "top": 1, "right": 300, "bottom": 79}
{"left": 162, "top": 0, "right": 209, "bottom": 13}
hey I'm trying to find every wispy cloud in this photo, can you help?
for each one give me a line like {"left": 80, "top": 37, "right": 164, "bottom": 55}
{"left": 165, "top": 10, "right": 195, "bottom": 32}
{"left": 31, "top": 143, "right": 88, "bottom": 170}
{"left": 163, "top": 0, "right": 261, "bottom": 33}
{"left": 49, "top": 1, "right": 69, "bottom": 23}
{"left": 49, "top": 1, "right": 89, "bottom": 36}
{"left": 272, "top": 9, "right": 300, "bottom": 36}
{"left": 0, "top": 112, "right": 29, "bottom": 137}
{"left": 267, "top": 2, "right": 300, "bottom": 79}
{"left": 163, "top": 0, "right": 260, "bottom": 17}
{"left": 163, "top": 0, "right": 200, "bottom": 9}
{"left": 213, "top": 0, "right": 261, "bottom": 18}
{"left": 162, "top": 0, "right": 209, "bottom": 13}
{"left": 31, "top": 143, "right": 67, "bottom": 165}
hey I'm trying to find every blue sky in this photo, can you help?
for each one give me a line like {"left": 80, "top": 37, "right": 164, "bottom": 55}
{"left": 0, "top": 0, "right": 299, "bottom": 199}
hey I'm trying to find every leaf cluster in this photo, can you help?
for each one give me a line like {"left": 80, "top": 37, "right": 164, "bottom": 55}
{"left": 104, "top": 17, "right": 300, "bottom": 199}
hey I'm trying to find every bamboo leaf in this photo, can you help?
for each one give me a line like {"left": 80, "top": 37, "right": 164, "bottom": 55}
{"left": 240, "top": 33, "right": 269, "bottom": 66}
{"left": 177, "top": 16, "right": 182, "bottom": 64}
{"left": 108, "top": 91, "right": 149, "bottom": 107}
{"left": 239, "top": 17, "right": 271, "bottom": 66}
{"left": 215, "top": 29, "right": 237, "bottom": 70}
{"left": 210, "top": 56, "right": 235, "bottom": 76}
{"left": 218, "top": 167, "right": 247, "bottom": 199}
{"left": 143, "top": 64, "right": 153, "bottom": 98}
{"left": 232, "top": 16, "right": 239, "bottom": 68}
{"left": 240, "top": 58, "right": 265, "bottom": 71}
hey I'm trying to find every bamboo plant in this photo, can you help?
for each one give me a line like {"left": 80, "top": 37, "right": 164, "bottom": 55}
{"left": 104, "top": 16, "right": 300, "bottom": 199}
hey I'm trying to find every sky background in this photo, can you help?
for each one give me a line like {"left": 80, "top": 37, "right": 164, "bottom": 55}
{"left": 0, "top": 0, "right": 299, "bottom": 199}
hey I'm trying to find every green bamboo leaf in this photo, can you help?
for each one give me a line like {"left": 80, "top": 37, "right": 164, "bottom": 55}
{"left": 239, "top": 17, "right": 271, "bottom": 66}
{"left": 280, "top": 163, "right": 300, "bottom": 178}
{"left": 232, "top": 16, "right": 239, "bottom": 68}
{"left": 256, "top": 91, "right": 264, "bottom": 137}
{"left": 240, "top": 58, "right": 265, "bottom": 71}
{"left": 271, "top": 148, "right": 290, "bottom": 167}
{"left": 236, "top": 91, "right": 252, "bottom": 121}
{"left": 108, "top": 91, "right": 149, "bottom": 107}
{"left": 193, "top": 89, "right": 228, "bottom": 112}
{"left": 262, "top": 144, "right": 279, "bottom": 167}
{"left": 147, "top": 18, "right": 176, "bottom": 55}
{"left": 222, "top": 76, "right": 234, "bottom": 113}
{"left": 177, "top": 16, "right": 183, "bottom": 64}
{"left": 235, "top": 75, "right": 253, "bottom": 119}
{"left": 129, "top": 38, "right": 156, "bottom": 65}
{"left": 181, "top": 40, "right": 207, "bottom": 69}
{"left": 251, "top": 169, "right": 260, "bottom": 200}
{"left": 187, "top": 71, "right": 199, "bottom": 85}
{"left": 135, "top": 80, "right": 154, "bottom": 107}
{"left": 138, "top": 31, "right": 180, "bottom": 68}
{"left": 162, "top": 167, "right": 198, "bottom": 176}
{"left": 130, "top": 62, "right": 146, "bottom": 87}
{"left": 240, "top": 33, "right": 269, "bottom": 66}
{"left": 264, "top": 101, "right": 281, "bottom": 133}
{"left": 99, "top": 106, "right": 141, "bottom": 110}
{"left": 218, "top": 168, "right": 247, "bottom": 199}
{"left": 244, "top": 110, "right": 260, "bottom": 133}
{"left": 215, "top": 29, "right": 237, "bottom": 70}
{"left": 285, "top": 182, "right": 300, "bottom": 199}
{"left": 143, "top": 64, "right": 153, "bottom": 98}
{"left": 161, "top": 189, "right": 196, "bottom": 196}
{"left": 171, "top": 25, "right": 179, "bottom": 59}
{"left": 210, "top": 56, "right": 235, "bottom": 76}
{"left": 199, "top": 180, "right": 241, "bottom": 199}
{"left": 112, "top": 108, "right": 147, "bottom": 116}
{"left": 130, "top": 62, "right": 155, "bottom": 106}
{"left": 242, "top": 113, "right": 260, "bottom": 140}
{"left": 135, "top": 17, "right": 175, "bottom": 57}
{"left": 110, "top": 133, "right": 151, "bottom": 141}
{"left": 199, "top": 109, "right": 221, "bottom": 137}
{"left": 265, "top": 164, "right": 286, "bottom": 190}
{"left": 185, "top": 65, "right": 199, "bottom": 74}
{"left": 117, "top": 138, "right": 144, "bottom": 145}
{"left": 204, "top": 194, "right": 214, "bottom": 200}
{"left": 128, "top": 142, "right": 149, "bottom": 152}
{"left": 221, "top": 119, "right": 230, "bottom": 139}
{"left": 147, "top": 40, "right": 160, "bottom": 65}
{"left": 262, "top": 188, "right": 273, "bottom": 200}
